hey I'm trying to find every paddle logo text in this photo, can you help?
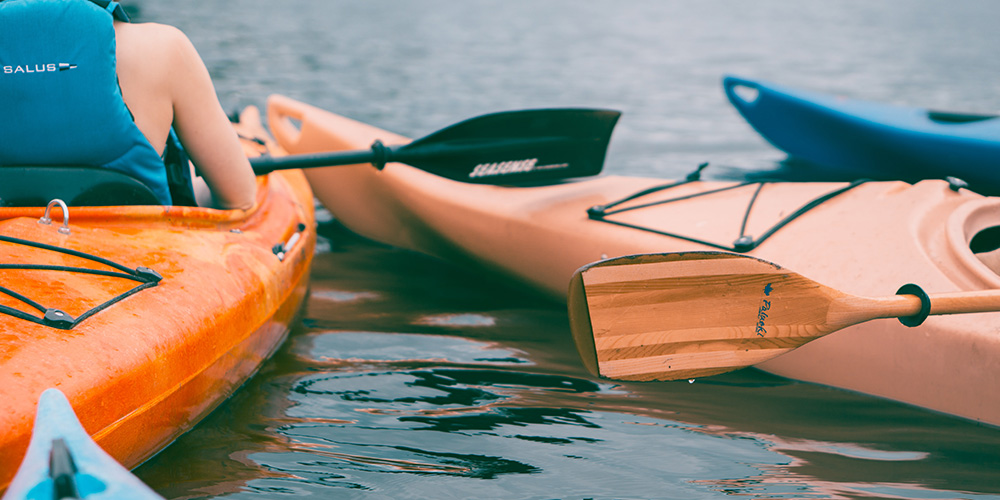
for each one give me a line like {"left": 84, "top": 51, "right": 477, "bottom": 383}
{"left": 755, "top": 283, "right": 773, "bottom": 336}
{"left": 2, "top": 62, "right": 78, "bottom": 75}
{"left": 468, "top": 158, "right": 569, "bottom": 178}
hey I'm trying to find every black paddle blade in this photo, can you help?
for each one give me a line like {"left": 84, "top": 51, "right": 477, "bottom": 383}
{"left": 392, "top": 108, "right": 621, "bottom": 184}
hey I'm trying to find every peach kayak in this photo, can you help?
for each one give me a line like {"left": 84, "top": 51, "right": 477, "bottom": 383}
{"left": 267, "top": 95, "right": 1000, "bottom": 427}
{"left": 0, "top": 108, "right": 316, "bottom": 491}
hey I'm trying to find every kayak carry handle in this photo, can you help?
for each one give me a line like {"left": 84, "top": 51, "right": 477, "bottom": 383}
{"left": 723, "top": 75, "right": 761, "bottom": 110}
{"left": 926, "top": 109, "right": 999, "bottom": 124}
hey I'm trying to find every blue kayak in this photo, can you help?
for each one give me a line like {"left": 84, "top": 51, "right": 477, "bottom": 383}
{"left": 2, "top": 389, "right": 163, "bottom": 500}
{"left": 723, "top": 75, "right": 1000, "bottom": 193}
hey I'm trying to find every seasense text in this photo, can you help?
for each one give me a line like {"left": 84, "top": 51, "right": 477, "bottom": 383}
{"left": 468, "top": 159, "right": 572, "bottom": 178}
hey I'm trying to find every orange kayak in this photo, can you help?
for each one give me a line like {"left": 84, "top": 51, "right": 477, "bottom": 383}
{"left": 266, "top": 95, "right": 1000, "bottom": 427}
{"left": 0, "top": 108, "right": 315, "bottom": 491}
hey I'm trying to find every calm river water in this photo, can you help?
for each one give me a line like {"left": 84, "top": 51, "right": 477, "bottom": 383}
{"left": 130, "top": 1, "right": 1000, "bottom": 498}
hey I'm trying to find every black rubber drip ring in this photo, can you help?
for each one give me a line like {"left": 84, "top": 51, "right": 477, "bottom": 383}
{"left": 896, "top": 283, "right": 931, "bottom": 327}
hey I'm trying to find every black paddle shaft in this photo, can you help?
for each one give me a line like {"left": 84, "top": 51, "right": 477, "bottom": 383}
{"left": 250, "top": 108, "right": 621, "bottom": 184}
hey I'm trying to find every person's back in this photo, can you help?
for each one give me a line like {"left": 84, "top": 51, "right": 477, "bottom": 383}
{"left": 0, "top": 0, "right": 256, "bottom": 209}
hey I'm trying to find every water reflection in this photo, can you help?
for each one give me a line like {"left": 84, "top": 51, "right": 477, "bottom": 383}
{"left": 240, "top": 351, "right": 973, "bottom": 499}
{"left": 292, "top": 332, "right": 530, "bottom": 366}
{"left": 310, "top": 289, "right": 381, "bottom": 304}
{"left": 247, "top": 350, "right": 788, "bottom": 498}
{"left": 414, "top": 313, "right": 498, "bottom": 328}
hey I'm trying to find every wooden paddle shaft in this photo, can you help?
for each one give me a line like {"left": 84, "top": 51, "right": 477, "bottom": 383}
{"left": 927, "top": 290, "right": 1000, "bottom": 315}
{"left": 868, "top": 289, "right": 1000, "bottom": 321}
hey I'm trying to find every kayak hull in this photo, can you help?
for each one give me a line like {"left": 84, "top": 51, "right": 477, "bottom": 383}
{"left": 268, "top": 95, "right": 1000, "bottom": 427}
{"left": 723, "top": 75, "right": 1000, "bottom": 194}
{"left": 0, "top": 109, "right": 316, "bottom": 491}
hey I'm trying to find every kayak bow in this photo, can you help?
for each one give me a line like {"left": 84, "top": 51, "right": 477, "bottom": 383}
{"left": 3, "top": 389, "right": 163, "bottom": 500}
{"left": 724, "top": 75, "right": 1000, "bottom": 194}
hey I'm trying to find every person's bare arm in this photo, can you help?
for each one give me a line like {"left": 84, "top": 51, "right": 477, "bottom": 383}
{"left": 166, "top": 28, "right": 257, "bottom": 210}
{"left": 116, "top": 23, "right": 256, "bottom": 210}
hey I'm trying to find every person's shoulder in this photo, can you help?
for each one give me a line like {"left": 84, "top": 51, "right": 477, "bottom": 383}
{"left": 115, "top": 21, "right": 201, "bottom": 70}
{"left": 115, "top": 21, "right": 189, "bottom": 48}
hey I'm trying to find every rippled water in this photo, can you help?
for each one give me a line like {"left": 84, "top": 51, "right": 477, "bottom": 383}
{"left": 128, "top": 1, "right": 1000, "bottom": 498}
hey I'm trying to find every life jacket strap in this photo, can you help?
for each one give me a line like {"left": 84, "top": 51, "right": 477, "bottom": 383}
{"left": 163, "top": 130, "right": 198, "bottom": 207}
{"left": 88, "top": 0, "right": 129, "bottom": 21}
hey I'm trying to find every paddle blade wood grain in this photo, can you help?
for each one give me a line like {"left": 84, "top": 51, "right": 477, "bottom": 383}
{"left": 568, "top": 252, "right": 926, "bottom": 381}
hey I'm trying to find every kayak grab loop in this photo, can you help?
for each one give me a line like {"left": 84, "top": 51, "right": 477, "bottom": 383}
{"left": 0, "top": 234, "right": 161, "bottom": 330}
{"left": 38, "top": 199, "right": 71, "bottom": 235}
{"left": 587, "top": 163, "right": 867, "bottom": 253}
{"left": 896, "top": 283, "right": 931, "bottom": 327}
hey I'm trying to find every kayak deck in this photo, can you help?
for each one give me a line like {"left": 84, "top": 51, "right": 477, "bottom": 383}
{"left": 266, "top": 95, "right": 1000, "bottom": 427}
{"left": 0, "top": 109, "right": 316, "bottom": 491}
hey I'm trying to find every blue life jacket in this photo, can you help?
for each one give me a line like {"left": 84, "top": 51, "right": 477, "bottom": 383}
{"left": 0, "top": 0, "right": 180, "bottom": 205}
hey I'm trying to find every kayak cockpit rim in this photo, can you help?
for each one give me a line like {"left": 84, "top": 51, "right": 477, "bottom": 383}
{"left": 950, "top": 198, "right": 1000, "bottom": 285}
{"left": 0, "top": 174, "right": 275, "bottom": 226}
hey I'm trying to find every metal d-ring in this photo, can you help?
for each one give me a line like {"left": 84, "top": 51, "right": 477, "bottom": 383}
{"left": 38, "top": 199, "right": 71, "bottom": 235}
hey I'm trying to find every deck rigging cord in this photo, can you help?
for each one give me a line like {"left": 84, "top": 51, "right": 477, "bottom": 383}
{"left": 586, "top": 163, "right": 869, "bottom": 252}
{"left": 0, "top": 234, "right": 161, "bottom": 330}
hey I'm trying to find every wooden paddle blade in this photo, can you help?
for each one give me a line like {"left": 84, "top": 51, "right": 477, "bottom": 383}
{"left": 395, "top": 108, "right": 620, "bottom": 184}
{"left": 568, "top": 252, "right": 859, "bottom": 382}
